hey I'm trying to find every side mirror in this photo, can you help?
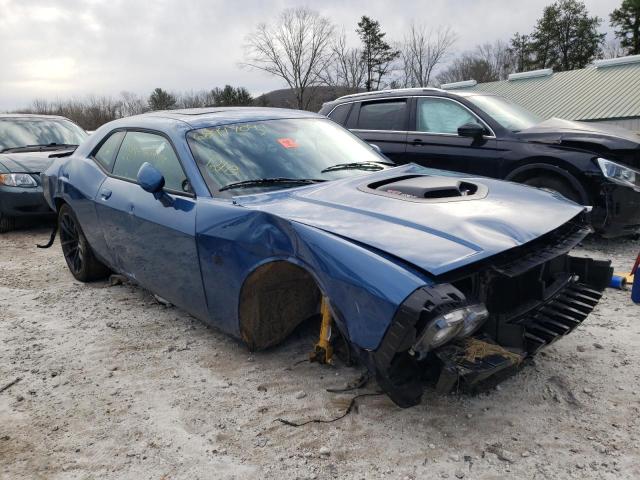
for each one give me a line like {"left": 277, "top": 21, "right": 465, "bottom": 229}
{"left": 369, "top": 143, "right": 382, "bottom": 154}
{"left": 458, "top": 123, "right": 486, "bottom": 139}
{"left": 137, "top": 162, "right": 165, "bottom": 197}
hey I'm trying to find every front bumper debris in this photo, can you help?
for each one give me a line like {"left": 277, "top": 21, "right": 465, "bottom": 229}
{"left": 367, "top": 216, "right": 613, "bottom": 408}
{"left": 434, "top": 337, "right": 524, "bottom": 394}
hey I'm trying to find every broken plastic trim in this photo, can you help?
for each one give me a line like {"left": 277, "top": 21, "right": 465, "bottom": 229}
{"left": 371, "top": 283, "right": 467, "bottom": 407}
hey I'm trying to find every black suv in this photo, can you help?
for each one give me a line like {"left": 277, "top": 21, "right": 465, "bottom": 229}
{"left": 319, "top": 88, "right": 640, "bottom": 237}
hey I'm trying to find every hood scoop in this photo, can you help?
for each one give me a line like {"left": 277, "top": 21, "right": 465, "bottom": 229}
{"left": 361, "top": 175, "right": 488, "bottom": 203}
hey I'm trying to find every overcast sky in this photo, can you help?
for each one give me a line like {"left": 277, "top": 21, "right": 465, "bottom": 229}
{"left": 0, "top": 0, "right": 620, "bottom": 111}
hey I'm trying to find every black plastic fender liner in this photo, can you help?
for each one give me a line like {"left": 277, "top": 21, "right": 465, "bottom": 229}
{"left": 506, "top": 162, "right": 590, "bottom": 206}
{"left": 370, "top": 284, "right": 467, "bottom": 408}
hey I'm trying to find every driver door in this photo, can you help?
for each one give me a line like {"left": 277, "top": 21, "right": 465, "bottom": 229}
{"left": 94, "top": 130, "right": 207, "bottom": 319}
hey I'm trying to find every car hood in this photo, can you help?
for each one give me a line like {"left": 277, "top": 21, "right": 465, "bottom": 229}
{"left": 517, "top": 118, "right": 640, "bottom": 151}
{"left": 236, "top": 164, "right": 585, "bottom": 276}
{"left": 0, "top": 151, "right": 57, "bottom": 174}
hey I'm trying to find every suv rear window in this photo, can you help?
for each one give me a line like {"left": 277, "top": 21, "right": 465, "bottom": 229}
{"left": 356, "top": 100, "right": 407, "bottom": 131}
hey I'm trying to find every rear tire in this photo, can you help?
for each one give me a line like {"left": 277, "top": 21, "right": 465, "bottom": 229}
{"left": 0, "top": 214, "right": 15, "bottom": 233}
{"left": 58, "top": 204, "right": 110, "bottom": 282}
{"left": 523, "top": 174, "right": 582, "bottom": 204}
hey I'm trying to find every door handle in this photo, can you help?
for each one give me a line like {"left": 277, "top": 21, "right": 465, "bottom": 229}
{"left": 411, "top": 138, "right": 424, "bottom": 144}
{"left": 100, "top": 189, "right": 112, "bottom": 200}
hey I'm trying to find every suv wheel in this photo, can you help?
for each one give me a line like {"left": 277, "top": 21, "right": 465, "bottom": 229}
{"left": 523, "top": 174, "right": 582, "bottom": 204}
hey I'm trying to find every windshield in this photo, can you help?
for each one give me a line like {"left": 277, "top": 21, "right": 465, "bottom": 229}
{"left": 465, "top": 95, "right": 543, "bottom": 132}
{"left": 0, "top": 117, "right": 87, "bottom": 152}
{"left": 187, "top": 118, "right": 390, "bottom": 196}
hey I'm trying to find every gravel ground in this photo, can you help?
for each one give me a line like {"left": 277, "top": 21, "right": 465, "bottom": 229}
{"left": 1, "top": 224, "right": 639, "bottom": 480}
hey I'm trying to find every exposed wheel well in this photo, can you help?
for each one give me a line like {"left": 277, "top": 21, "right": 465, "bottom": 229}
{"left": 507, "top": 164, "right": 589, "bottom": 205}
{"left": 239, "top": 261, "right": 322, "bottom": 351}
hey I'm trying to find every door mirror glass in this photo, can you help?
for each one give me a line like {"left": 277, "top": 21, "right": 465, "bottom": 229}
{"left": 137, "top": 162, "right": 165, "bottom": 194}
{"left": 457, "top": 123, "right": 485, "bottom": 139}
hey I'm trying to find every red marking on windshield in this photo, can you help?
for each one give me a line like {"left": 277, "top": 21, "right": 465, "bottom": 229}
{"left": 277, "top": 138, "right": 298, "bottom": 149}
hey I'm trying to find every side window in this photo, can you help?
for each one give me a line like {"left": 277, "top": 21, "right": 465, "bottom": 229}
{"left": 327, "top": 103, "right": 352, "bottom": 126}
{"left": 416, "top": 98, "right": 482, "bottom": 134}
{"left": 93, "top": 131, "right": 125, "bottom": 171}
{"left": 112, "top": 131, "right": 189, "bottom": 193}
{"left": 357, "top": 100, "right": 407, "bottom": 131}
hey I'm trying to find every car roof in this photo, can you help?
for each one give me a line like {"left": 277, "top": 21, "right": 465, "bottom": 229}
{"left": 134, "top": 107, "right": 323, "bottom": 129}
{"left": 0, "top": 113, "right": 71, "bottom": 120}
{"left": 330, "top": 87, "right": 492, "bottom": 103}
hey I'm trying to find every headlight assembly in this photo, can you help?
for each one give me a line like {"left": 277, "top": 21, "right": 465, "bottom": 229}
{"left": 597, "top": 158, "right": 639, "bottom": 190}
{"left": 411, "top": 303, "right": 489, "bottom": 359}
{"left": 0, "top": 173, "right": 38, "bottom": 188}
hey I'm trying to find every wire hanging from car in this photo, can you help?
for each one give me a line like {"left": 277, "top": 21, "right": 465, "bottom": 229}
{"left": 326, "top": 372, "right": 370, "bottom": 393}
{"left": 275, "top": 391, "right": 383, "bottom": 427}
{"left": 36, "top": 224, "right": 58, "bottom": 248}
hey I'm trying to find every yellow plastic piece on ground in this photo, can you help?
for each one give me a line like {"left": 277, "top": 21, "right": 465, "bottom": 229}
{"left": 310, "top": 297, "right": 333, "bottom": 364}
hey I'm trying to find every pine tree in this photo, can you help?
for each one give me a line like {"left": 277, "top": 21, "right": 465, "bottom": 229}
{"left": 509, "top": 33, "right": 532, "bottom": 72}
{"left": 610, "top": 0, "right": 640, "bottom": 55}
{"left": 148, "top": 88, "right": 177, "bottom": 111}
{"left": 356, "top": 16, "right": 399, "bottom": 91}
{"left": 211, "top": 86, "right": 254, "bottom": 106}
{"left": 530, "top": 0, "right": 605, "bottom": 71}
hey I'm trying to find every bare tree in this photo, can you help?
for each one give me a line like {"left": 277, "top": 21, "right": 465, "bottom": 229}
{"left": 320, "top": 30, "right": 366, "bottom": 89}
{"left": 437, "top": 54, "right": 499, "bottom": 84}
{"left": 120, "top": 91, "right": 148, "bottom": 117}
{"left": 475, "top": 40, "right": 515, "bottom": 80}
{"left": 243, "top": 7, "right": 334, "bottom": 110}
{"left": 602, "top": 36, "right": 626, "bottom": 58}
{"left": 399, "top": 25, "right": 456, "bottom": 87}
{"left": 176, "top": 90, "right": 211, "bottom": 109}
{"left": 23, "top": 96, "right": 122, "bottom": 130}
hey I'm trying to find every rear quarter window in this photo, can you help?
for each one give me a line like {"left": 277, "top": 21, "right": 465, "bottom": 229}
{"left": 93, "top": 131, "right": 125, "bottom": 172}
{"left": 327, "top": 103, "right": 352, "bottom": 126}
{"left": 356, "top": 100, "right": 407, "bottom": 131}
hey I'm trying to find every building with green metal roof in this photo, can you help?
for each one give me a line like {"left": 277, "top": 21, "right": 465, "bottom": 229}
{"left": 442, "top": 55, "right": 640, "bottom": 132}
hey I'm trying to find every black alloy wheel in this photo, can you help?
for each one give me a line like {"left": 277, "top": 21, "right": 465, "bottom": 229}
{"left": 58, "top": 204, "right": 110, "bottom": 281}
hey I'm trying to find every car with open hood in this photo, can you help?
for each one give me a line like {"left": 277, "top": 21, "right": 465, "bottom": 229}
{"left": 41, "top": 108, "right": 612, "bottom": 407}
{"left": 0, "top": 114, "right": 87, "bottom": 232}
{"left": 319, "top": 88, "right": 640, "bottom": 238}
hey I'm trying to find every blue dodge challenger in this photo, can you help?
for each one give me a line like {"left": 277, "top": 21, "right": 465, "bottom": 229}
{"left": 42, "top": 108, "right": 612, "bottom": 407}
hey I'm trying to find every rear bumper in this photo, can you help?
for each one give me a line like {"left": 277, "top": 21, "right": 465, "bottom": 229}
{"left": 0, "top": 185, "right": 54, "bottom": 217}
{"left": 592, "top": 182, "right": 640, "bottom": 237}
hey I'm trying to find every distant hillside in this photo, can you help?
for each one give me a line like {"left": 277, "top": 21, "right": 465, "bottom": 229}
{"left": 255, "top": 86, "right": 363, "bottom": 112}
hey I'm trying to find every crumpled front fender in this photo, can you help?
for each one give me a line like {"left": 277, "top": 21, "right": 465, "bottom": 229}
{"left": 195, "top": 199, "right": 430, "bottom": 351}
{"left": 290, "top": 222, "right": 431, "bottom": 350}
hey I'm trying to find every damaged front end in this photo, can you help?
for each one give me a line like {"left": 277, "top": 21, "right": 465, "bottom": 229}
{"left": 367, "top": 215, "right": 612, "bottom": 408}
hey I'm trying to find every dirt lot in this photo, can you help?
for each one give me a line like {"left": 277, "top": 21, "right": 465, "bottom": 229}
{"left": 1, "top": 224, "right": 639, "bottom": 480}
